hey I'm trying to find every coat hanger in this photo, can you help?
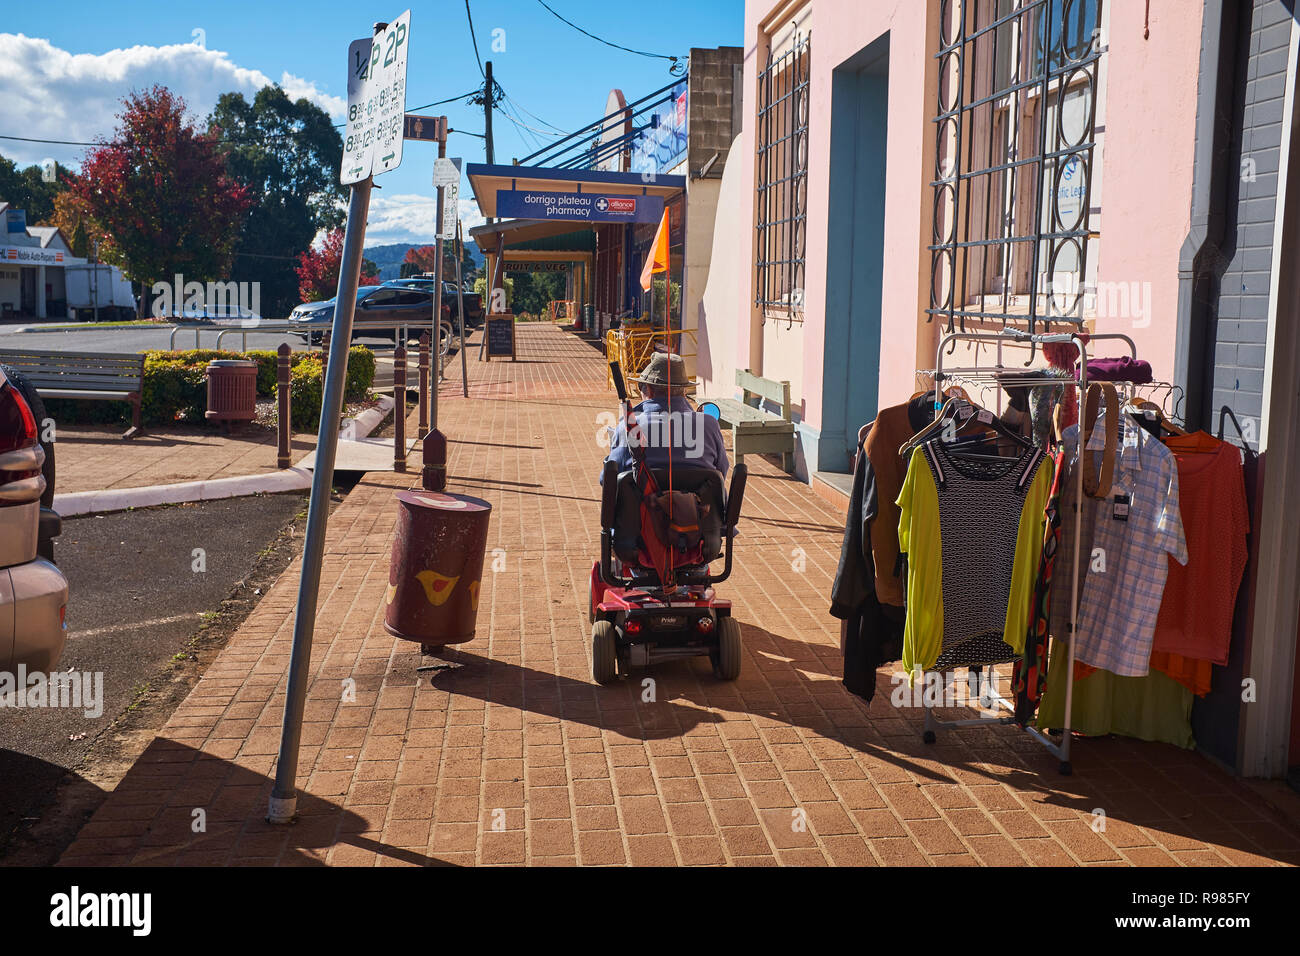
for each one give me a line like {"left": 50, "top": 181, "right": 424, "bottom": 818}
{"left": 900, "top": 395, "right": 1032, "bottom": 458}
{"left": 1123, "top": 397, "right": 1186, "bottom": 437}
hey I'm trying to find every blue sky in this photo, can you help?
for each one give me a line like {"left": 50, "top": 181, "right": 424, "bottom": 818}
{"left": 0, "top": 0, "right": 743, "bottom": 242}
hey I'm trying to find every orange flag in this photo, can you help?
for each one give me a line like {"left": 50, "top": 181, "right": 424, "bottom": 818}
{"left": 639, "top": 208, "right": 670, "bottom": 292}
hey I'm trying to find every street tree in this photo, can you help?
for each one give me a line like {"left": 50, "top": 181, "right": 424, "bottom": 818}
{"left": 295, "top": 227, "right": 381, "bottom": 302}
{"left": 209, "top": 86, "right": 346, "bottom": 317}
{"left": 72, "top": 86, "right": 251, "bottom": 309}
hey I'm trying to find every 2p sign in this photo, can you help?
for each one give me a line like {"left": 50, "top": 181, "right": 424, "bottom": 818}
{"left": 341, "top": 10, "right": 411, "bottom": 185}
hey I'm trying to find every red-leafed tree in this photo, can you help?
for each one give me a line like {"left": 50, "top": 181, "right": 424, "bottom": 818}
{"left": 403, "top": 244, "right": 438, "bottom": 275}
{"left": 72, "top": 86, "right": 252, "bottom": 300}
{"left": 295, "top": 228, "right": 381, "bottom": 302}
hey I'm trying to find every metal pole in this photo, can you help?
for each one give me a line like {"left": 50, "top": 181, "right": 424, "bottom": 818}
{"left": 433, "top": 137, "right": 447, "bottom": 398}
{"left": 456, "top": 221, "right": 469, "bottom": 398}
{"left": 268, "top": 175, "right": 374, "bottom": 824}
{"left": 418, "top": 332, "right": 430, "bottom": 431}
{"left": 92, "top": 240, "right": 99, "bottom": 325}
{"left": 394, "top": 340, "right": 407, "bottom": 472}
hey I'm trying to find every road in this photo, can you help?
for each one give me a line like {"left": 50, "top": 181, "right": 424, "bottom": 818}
{"left": 0, "top": 323, "right": 401, "bottom": 355}
{"left": 0, "top": 493, "right": 308, "bottom": 857}
{"left": 0, "top": 324, "right": 410, "bottom": 389}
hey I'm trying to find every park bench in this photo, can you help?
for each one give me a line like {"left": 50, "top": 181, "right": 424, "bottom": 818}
{"left": 0, "top": 348, "right": 145, "bottom": 438}
{"left": 706, "top": 369, "right": 795, "bottom": 473}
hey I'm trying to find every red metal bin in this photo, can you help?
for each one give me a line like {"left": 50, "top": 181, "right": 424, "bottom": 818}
{"left": 384, "top": 490, "right": 492, "bottom": 649}
{"left": 205, "top": 359, "right": 258, "bottom": 423}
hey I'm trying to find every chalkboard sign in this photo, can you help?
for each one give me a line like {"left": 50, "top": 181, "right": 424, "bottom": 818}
{"left": 485, "top": 313, "right": 516, "bottom": 360}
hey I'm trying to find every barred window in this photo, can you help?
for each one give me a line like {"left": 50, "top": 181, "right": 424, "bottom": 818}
{"left": 756, "top": 30, "right": 810, "bottom": 322}
{"left": 929, "top": 0, "right": 1103, "bottom": 334}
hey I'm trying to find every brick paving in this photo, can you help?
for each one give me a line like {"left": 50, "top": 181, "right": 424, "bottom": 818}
{"left": 55, "top": 423, "right": 318, "bottom": 494}
{"left": 57, "top": 323, "right": 1300, "bottom": 866}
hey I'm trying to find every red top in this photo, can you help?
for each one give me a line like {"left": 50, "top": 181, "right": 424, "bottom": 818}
{"left": 1151, "top": 432, "right": 1248, "bottom": 665}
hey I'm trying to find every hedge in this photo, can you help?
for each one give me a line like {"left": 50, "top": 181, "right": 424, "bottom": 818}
{"left": 42, "top": 345, "right": 375, "bottom": 428}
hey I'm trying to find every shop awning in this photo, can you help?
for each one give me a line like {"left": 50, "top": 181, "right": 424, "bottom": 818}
{"left": 468, "top": 218, "right": 596, "bottom": 254}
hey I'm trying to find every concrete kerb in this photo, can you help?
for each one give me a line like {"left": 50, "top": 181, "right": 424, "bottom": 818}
{"left": 51, "top": 395, "right": 396, "bottom": 518}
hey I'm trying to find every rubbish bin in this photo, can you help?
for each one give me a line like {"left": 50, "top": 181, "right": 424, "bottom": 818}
{"left": 205, "top": 359, "right": 258, "bottom": 423}
{"left": 582, "top": 304, "right": 594, "bottom": 333}
{"left": 385, "top": 490, "right": 492, "bottom": 648}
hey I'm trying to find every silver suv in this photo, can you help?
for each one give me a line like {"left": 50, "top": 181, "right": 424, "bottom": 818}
{"left": 0, "top": 365, "right": 68, "bottom": 674}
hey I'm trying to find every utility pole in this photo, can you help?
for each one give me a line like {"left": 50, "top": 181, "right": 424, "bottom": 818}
{"left": 484, "top": 60, "right": 495, "bottom": 227}
{"left": 484, "top": 60, "right": 495, "bottom": 166}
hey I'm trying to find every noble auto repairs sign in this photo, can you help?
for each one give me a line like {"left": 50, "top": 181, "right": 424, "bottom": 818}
{"left": 495, "top": 190, "right": 665, "bottom": 224}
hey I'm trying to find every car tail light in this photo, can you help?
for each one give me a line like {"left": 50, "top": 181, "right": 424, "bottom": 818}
{"left": 0, "top": 379, "right": 45, "bottom": 506}
{"left": 696, "top": 616, "right": 715, "bottom": 634}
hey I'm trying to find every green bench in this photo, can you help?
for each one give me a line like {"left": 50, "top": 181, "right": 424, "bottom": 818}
{"left": 707, "top": 369, "right": 795, "bottom": 473}
{"left": 0, "top": 349, "right": 145, "bottom": 438}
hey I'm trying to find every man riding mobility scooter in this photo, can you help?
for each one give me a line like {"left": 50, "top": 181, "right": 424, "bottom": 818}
{"left": 589, "top": 359, "right": 748, "bottom": 685}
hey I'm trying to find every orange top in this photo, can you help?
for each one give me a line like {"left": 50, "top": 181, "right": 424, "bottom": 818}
{"left": 1151, "top": 432, "right": 1248, "bottom": 666}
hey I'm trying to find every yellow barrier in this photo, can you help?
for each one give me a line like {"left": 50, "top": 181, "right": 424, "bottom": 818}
{"left": 605, "top": 325, "right": 698, "bottom": 391}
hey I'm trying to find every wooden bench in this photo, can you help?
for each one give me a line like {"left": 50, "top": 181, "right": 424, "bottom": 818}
{"left": 0, "top": 349, "right": 145, "bottom": 438}
{"left": 706, "top": 369, "right": 795, "bottom": 473}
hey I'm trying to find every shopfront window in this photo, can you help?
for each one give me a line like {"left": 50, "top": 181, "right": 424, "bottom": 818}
{"left": 929, "top": 0, "right": 1104, "bottom": 333}
{"left": 756, "top": 28, "right": 810, "bottom": 323}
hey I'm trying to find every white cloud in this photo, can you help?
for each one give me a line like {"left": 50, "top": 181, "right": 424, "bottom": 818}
{"left": 0, "top": 33, "right": 347, "bottom": 168}
{"left": 361, "top": 192, "right": 485, "bottom": 245}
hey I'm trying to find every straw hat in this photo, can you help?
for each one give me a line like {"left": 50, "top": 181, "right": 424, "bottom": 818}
{"left": 631, "top": 352, "right": 695, "bottom": 393}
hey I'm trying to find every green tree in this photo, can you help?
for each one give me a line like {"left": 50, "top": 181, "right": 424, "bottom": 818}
{"left": 0, "top": 153, "right": 74, "bottom": 226}
{"left": 209, "top": 86, "right": 346, "bottom": 316}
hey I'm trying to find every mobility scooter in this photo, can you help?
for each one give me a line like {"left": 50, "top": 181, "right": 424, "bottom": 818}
{"left": 588, "top": 362, "right": 748, "bottom": 684}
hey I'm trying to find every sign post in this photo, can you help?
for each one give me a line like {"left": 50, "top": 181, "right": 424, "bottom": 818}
{"left": 420, "top": 147, "right": 455, "bottom": 493}
{"left": 270, "top": 11, "right": 409, "bottom": 826}
{"left": 456, "top": 220, "right": 469, "bottom": 398}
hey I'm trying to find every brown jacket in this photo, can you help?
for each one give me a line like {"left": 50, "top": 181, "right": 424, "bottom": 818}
{"left": 862, "top": 394, "right": 935, "bottom": 607}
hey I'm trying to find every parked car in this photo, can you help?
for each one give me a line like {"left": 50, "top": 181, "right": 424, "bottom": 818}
{"left": 289, "top": 285, "right": 452, "bottom": 347}
{"left": 0, "top": 364, "right": 68, "bottom": 675}
{"left": 385, "top": 278, "right": 485, "bottom": 328}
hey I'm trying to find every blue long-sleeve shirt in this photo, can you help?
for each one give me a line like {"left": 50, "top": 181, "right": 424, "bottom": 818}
{"left": 600, "top": 396, "right": 729, "bottom": 483}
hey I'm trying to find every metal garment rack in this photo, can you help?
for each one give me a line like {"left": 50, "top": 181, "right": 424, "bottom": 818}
{"left": 914, "top": 327, "right": 1138, "bottom": 775}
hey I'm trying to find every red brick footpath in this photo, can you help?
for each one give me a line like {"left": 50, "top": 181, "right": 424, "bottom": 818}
{"left": 59, "top": 324, "right": 1300, "bottom": 866}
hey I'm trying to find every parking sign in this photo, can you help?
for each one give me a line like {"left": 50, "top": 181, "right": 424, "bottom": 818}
{"left": 341, "top": 10, "right": 411, "bottom": 184}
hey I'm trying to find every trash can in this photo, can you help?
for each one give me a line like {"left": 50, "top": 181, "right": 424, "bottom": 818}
{"left": 582, "top": 304, "right": 594, "bottom": 333}
{"left": 205, "top": 359, "right": 258, "bottom": 423}
{"left": 385, "top": 490, "right": 492, "bottom": 648}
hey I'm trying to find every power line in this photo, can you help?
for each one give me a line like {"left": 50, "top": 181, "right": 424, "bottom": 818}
{"left": 464, "top": 0, "right": 486, "bottom": 78}
{"left": 503, "top": 91, "right": 565, "bottom": 133}
{"left": 535, "top": 0, "right": 684, "bottom": 72}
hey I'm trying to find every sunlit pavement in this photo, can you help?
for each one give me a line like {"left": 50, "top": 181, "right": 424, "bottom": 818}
{"left": 57, "top": 324, "right": 1300, "bottom": 866}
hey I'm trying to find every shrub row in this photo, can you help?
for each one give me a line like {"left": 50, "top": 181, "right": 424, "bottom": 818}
{"left": 43, "top": 345, "right": 375, "bottom": 429}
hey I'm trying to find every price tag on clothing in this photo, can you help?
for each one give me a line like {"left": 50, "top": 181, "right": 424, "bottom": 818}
{"left": 977, "top": 409, "right": 994, "bottom": 424}
{"left": 1112, "top": 493, "right": 1131, "bottom": 522}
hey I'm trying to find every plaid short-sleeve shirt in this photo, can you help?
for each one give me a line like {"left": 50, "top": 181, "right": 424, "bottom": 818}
{"left": 1049, "top": 418, "right": 1188, "bottom": 677}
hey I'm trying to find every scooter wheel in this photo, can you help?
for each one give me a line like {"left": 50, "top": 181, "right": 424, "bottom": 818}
{"left": 592, "top": 620, "right": 618, "bottom": 685}
{"left": 712, "top": 616, "right": 742, "bottom": 681}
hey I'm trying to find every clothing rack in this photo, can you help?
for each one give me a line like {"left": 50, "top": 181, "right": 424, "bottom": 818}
{"left": 916, "top": 327, "right": 1139, "bottom": 775}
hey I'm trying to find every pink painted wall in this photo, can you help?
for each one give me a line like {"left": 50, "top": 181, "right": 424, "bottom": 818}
{"left": 1092, "top": 1, "right": 1203, "bottom": 379}
{"left": 709, "top": 0, "right": 1205, "bottom": 453}
{"left": 736, "top": 0, "right": 933, "bottom": 433}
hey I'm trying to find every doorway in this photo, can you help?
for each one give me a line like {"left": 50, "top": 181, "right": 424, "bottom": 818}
{"left": 820, "top": 33, "right": 889, "bottom": 474}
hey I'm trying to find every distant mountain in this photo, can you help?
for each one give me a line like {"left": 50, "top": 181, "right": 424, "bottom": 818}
{"left": 364, "top": 242, "right": 416, "bottom": 281}
{"left": 364, "top": 241, "right": 485, "bottom": 281}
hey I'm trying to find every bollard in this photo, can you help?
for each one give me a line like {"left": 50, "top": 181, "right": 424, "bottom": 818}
{"left": 393, "top": 341, "right": 407, "bottom": 472}
{"left": 418, "top": 332, "right": 430, "bottom": 433}
{"left": 277, "top": 343, "right": 291, "bottom": 469}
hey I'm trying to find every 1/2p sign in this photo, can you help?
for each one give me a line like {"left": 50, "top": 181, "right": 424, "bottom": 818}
{"left": 341, "top": 10, "right": 411, "bottom": 184}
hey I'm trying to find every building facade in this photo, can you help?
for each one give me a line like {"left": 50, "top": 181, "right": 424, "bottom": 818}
{"left": 699, "top": 0, "right": 1300, "bottom": 781}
